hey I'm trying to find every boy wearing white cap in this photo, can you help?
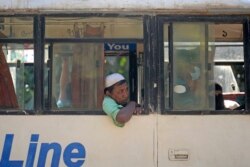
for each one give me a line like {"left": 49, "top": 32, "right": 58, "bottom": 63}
{"left": 103, "top": 73, "right": 141, "bottom": 127}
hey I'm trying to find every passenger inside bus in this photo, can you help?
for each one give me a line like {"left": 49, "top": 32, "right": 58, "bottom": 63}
{"left": 215, "top": 83, "right": 226, "bottom": 110}
{"left": 0, "top": 32, "right": 18, "bottom": 108}
{"left": 102, "top": 73, "right": 142, "bottom": 127}
{"left": 234, "top": 95, "right": 245, "bottom": 110}
{"left": 215, "top": 82, "right": 242, "bottom": 110}
{"left": 173, "top": 50, "right": 201, "bottom": 109}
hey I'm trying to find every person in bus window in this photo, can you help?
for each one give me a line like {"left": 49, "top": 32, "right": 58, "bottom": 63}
{"left": 215, "top": 83, "right": 241, "bottom": 110}
{"left": 102, "top": 73, "right": 142, "bottom": 127}
{"left": 173, "top": 50, "right": 201, "bottom": 109}
{"left": 215, "top": 83, "right": 226, "bottom": 110}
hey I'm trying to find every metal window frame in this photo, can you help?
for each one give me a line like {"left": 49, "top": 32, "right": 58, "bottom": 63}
{"left": 0, "top": 13, "right": 152, "bottom": 115}
{"left": 157, "top": 15, "right": 250, "bottom": 115}
{"left": 0, "top": 15, "right": 35, "bottom": 115}
{"left": 42, "top": 14, "right": 149, "bottom": 115}
{"left": 2, "top": 14, "right": 249, "bottom": 116}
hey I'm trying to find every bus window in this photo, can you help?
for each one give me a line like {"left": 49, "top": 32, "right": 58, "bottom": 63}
{"left": 0, "top": 17, "right": 33, "bottom": 39}
{"left": 163, "top": 22, "right": 245, "bottom": 112}
{"left": 45, "top": 17, "right": 143, "bottom": 39}
{"left": 104, "top": 43, "right": 142, "bottom": 102}
{"left": 48, "top": 43, "right": 104, "bottom": 110}
{"left": 0, "top": 17, "right": 34, "bottom": 112}
{"left": 4, "top": 44, "right": 34, "bottom": 110}
{"left": 44, "top": 17, "right": 144, "bottom": 112}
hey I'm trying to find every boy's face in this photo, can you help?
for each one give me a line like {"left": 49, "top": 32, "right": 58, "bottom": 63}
{"left": 109, "top": 82, "right": 129, "bottom": 105}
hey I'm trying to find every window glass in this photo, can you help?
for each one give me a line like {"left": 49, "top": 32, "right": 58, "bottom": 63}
{"left": 163, "top": 22, "right": 245, "bottom": 112}
{"left": 213, "top": 43, "right": 243, "bottom": 62}
{"left": 50, "top": 43, "right": 104, "bottom": 110}
{"left": 210, "top": 24, "right": 243, "bottom": 42}
{"left": 0, "top": 17, "right": 33, "bottom": 38}
{"left": 0, "top": 16, "right": 34, "bottom": 111}
{"left": 1, "top": 43, "right": 34, "bottom": 110}
{"left": 45, "top": 17, "right": 144, "bottom": 112}
{"left": 168, "top": 23, "right": 215, "bottom": 111}
{"left": 45, "top": 17, "right": 143, "bottom": 38}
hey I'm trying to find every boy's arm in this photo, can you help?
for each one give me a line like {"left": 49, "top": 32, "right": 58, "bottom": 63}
{"left": 116, "top": 101, "right": 141, "bottom": 124}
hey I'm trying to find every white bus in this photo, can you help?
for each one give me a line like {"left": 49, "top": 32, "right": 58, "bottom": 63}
{"left": 0, "top": 0, "right": 250, "bottom": 167}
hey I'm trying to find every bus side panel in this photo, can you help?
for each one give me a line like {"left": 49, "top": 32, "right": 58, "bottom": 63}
{"left": 0, "top": 115, "right": 156, "bottom": 167}
{"left": 158, "top": 115, "right": 250, "bottom": 167}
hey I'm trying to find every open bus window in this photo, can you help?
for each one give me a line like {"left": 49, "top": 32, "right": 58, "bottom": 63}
{"left": 46, "top": 42, "right": 144, "bottom": 112}
{"left": 163, "top": 22, "right": 245, "bottom": 113}
{"left": 214, "top": 65, "right": 244, "bottom": 110}
{"left": 44, "top": 16, "right": 144, "bottom": 112}
{"left": 104, "top": 43, "right": 143, "bottom": 103}
{"left": 213, "top": 43, "right": 245, "bottom": 110}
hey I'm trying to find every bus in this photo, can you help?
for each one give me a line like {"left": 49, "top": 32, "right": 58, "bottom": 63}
{"left": 0, "top": 0, "right": 250, "bottom": 166}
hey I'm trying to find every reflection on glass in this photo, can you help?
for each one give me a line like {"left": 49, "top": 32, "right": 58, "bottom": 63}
{"left": 1, "top": 43, "right": 34, "bottom": 110}
{"left": 45, "top": 17, "right": 143, "bottom": 38}
{"left": 214, "top": 45, "right": 243, "bottom": 62}
{"left": 210, "top": 24, "right": 243, "bottom": 42}
{"left": 0, "top": 17, "right": 33, "bottom": 38}
{"left": 172, "top": 23, "right": 214, "bottom": 110}
{"left": 51, "top": 43, "right": 104, "bottom": 110}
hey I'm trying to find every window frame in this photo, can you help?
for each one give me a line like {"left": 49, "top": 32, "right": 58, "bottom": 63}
{"left": 2, "top": 14, "right": 250, "bottom": 115}
{"left": 0, "top": 15, "right": 35, "bottom": 115}
{"left": 157, "top": 15, "right": 250, "bottom": 114}
{"left": 42, "top": 14, "right": 148, "bottom": 115}
{"left": 0, "top": 13, "right": 155, "bottom": 115}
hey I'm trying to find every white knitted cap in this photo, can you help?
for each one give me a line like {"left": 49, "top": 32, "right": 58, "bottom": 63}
{"left": 105, "top": 73, "right": 125, "bottom": 88}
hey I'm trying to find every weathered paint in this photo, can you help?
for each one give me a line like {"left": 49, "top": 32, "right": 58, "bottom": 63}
{"left": 0, "top": 0, "right": 250, "bottom": 13}
{"left": 0, "top": 115, "right": 250, "bottom": 167}
{"left": 0, "top": 115, "right": 156, "bottom": 167}
{"left": 158, "top": 115, "right": 250, "bottom": 167}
